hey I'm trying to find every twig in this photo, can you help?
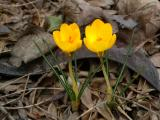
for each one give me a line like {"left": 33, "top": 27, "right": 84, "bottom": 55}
{"left": 23, "top": 73, "right": 49, "bottom": 96}
{"left": 0, "top": 74, "right": 30, "bottom": 90}
{"left": 2, "top": 96, "right": 21, "bottom": 106}
{"left": 0, "top": 106, "right": 15, "bottom": 120}
{"left": 117, "top": 106, "right": 132, "bottom": 120}
{"left": 21, "top": 74, "right": 30, "bottom": 101}
{"left": 0, "top": 87, "right": 63, "bottom": 99}
{"left": 0, "top": 0, "right": 38, "bottom": 7}
{"left": 4, "top": 97, "right": 52, "bottom": 110}
{"left": 0, "top": 50, "right": 11, "bottom": 55}
{"left": 76, "top": 101, "right": 105, "bottom": 119}
{"left": 33, "top": 73, "right": 49, "bottom": 88}
{"left": 29, "top": 89, "right": 37, "bottom": 113}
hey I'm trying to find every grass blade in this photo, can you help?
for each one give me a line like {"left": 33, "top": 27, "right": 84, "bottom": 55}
{"left": 113, "top": 29, "right": 135, "bottom": 94}
{"left": 34, "top": 41, "right": 76, "bottom": 100}
{"left": 120, "top": 74, "right": 139, "bottom": 96}
{"left": 78, "top": 65, "right": 101, "bottom": 99}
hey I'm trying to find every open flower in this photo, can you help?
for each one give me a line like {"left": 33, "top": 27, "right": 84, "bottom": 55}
{"left": 53, "top": 23, "right": 82, "bottom": 53}
{"left": 84, "top": 19, "right": 116, "bottom": 56}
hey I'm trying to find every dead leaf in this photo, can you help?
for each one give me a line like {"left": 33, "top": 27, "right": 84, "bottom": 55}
{"left": 1, "top": 46, "right": 159, "bottom": 91}
{"left": 86, "top": 0, "right": 114, "bottom": 8}
{"left": 151, "top": 114, "right": 159, "bottom": 120}
{"left": 61, "top": 0, "right": 103, "bottom": 26}
{"left": 4, "top": 85, "right": 20, "bottom": 93}
{"left": 81, "top": 87, "right": 94, "bottom": 109}
{"left": 9, "top": 25, "right": 55, "bottom": 67}
{"left": 118, "top": 29, "right": 146, "bottom": 47}
{"left": 158, "top": 69, "right": 160, "bottom": 80}
{"left": 0, "top": 41, "right": 6, "bottom": 53}
{"left": 48, "top": 103, "right": 57, "bottom": 119}
{"left": 96, "top": 100, "right": 114, "bottom": 120}
{"left": 109, "top": 15, "right": 138, "bottom": 30}
{"left": 117, "top": 106, "right": 132, "bottom": 120}
{"left": 117, "top": 0, "right": 160, "bottom": 36}
{"left": 68, "top": 112, "right": 79, "bottom": 120}
{"left": 150, "top": 53, "right": 160, "bottom": 67}
{"left": 0, "top": 25, "right": 11, "bottom": 35}
{"left": 64, "top": 47, "right": 159, "bottom": 91}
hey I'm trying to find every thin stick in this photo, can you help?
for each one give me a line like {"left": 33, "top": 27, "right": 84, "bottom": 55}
{"left": 21, "top": 74, "right": 30, "bottom": 101}
{"left": 2, "top": 96, "right": 21, "bottom": 106}
{"left": 0, "top": 0, "right": 38, "bottom": 7}
{"left": 0, "top": 87, "right": 63, "bottom": 99}
{"left": 4, "top": 97, "right": 52, "bottom": 110}
{"left": 0, "top": 106, "right": 15, "bottom": 120}
{"left": 0, "top": 74, "right": 29, "bottom": 90}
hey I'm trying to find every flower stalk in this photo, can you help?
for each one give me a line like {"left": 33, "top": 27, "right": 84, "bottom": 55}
{"left": 100, "top": 56, "right": 112, "bottom": 103}
{"left": 69, "top": 56, "right": 79, "bottom": 97}
{"left": 83, "top": 19, "right": 116, "bottom": 104}
{"left": 69, "top": 56, "right": 79, "bottom": 111}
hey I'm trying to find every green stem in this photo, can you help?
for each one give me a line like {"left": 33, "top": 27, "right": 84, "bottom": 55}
{"left": 69, "top": 56, "right": 79, "bottom": 111}
{"left": 100, "top": 57, "right": 112, "bottom": 103}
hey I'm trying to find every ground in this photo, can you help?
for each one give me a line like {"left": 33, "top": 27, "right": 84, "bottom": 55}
{"left": 0, "top": 0, "right": 160, "bottom": 120}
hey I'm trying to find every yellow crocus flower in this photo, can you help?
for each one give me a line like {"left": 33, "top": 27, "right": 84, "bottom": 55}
{"left": 84, "top": 19, "right": 116, "bottom": 56}
{"left": 84, "top": 19, "right": 116, "bottom": 103}
{"left": 53, "top": 23, "right": 82, "bottom": 53}
{"left": 53, "top": 23, "right": 82, "bottom": 111}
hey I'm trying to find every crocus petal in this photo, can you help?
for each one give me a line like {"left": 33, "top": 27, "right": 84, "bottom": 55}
{"left": 70, "top": 23, "right": 80, "bottom": 40}
{"left": 108, "top": 34, "right": 116, "bottom": 49}
{"left": 86, "top": 25, "right": 97, "bottom": 43}
{"left": 76, "top": 39, "right": 82, "bottom": 49}
{"left": 91, "top": 19, "right": 104, "bottom": 37}
{"left": 53, "top": 31, "right": 61, "bottom": 46}
{"left": 103, "top": 23, "right": 112, "bottom": 39}
{"left": 91, "top": 19, "right": 104, "bottom": 28}
{"left": 84, "top": 37, "right": 94, "bottom": 52}
{"left": 60, "top": 23, "right": 70, "bottom": 42}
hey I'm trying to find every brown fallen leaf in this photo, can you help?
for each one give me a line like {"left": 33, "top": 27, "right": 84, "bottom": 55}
{"left": 48, "top": 103, "right": 57, "bottom": 119}
{"left": 0, "top": 46, "right": 159, "bottom": 91}
{"left": 0, "top": 25, "right": 11, "bottom": 35}
{"left": 81, "top": 87, "right": 94, "bottom": 109}
{"left": 109, "top": 15, "right": 138, "bottom": 30}
{"left": 150, "top": 53, "right": 160, "bottom": 67}
{"left": 85, "top": 0, "right": 114, "bottom": 9}
{"left": 118, "top": 29, "right": 146, "bottom": 47}
{"left": 68, "top": 112, "right": 79, "bottom": 120}
{"left": 61, "top": 0, "right": 103, "bottom": 26}
{"left": 96, "top": 99, "right": 114, "bottom": 120}
{"left": 9, "top": 25, "right": 55, "bottom": 67}
{"left": 54, "top": 46, "right": 160, "bottom": 91}
{"left": 158, "top": 69, "right": 160, "bottom": 80}
{"left": 0, "top": 41, "right": 6, "bottom": 53}
{"left": 117, "top": 0, "right": 160, "bottom": 36}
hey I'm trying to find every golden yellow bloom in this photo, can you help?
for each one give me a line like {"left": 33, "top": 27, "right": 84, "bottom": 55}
{"left": 84, "top": 19, "right": 116, "bottom": 56}
{"left": 53, "top": 23, "right": 82, "bottom": 53}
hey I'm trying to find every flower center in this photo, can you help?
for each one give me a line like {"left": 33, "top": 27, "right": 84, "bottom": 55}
{"left": 96, "top": 37, "right": 102, "bottom": 41}
{"left": 68, "top": 36, "right": 74, "bottom": 43}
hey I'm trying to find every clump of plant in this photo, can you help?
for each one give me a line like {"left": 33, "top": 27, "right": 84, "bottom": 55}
{"left": 35, "top": 19, "right": 117, "bottom": 111}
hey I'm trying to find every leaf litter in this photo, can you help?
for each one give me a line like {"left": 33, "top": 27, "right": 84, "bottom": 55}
{"left": 0, "top": 0, "right": 160, "bottom": 119}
